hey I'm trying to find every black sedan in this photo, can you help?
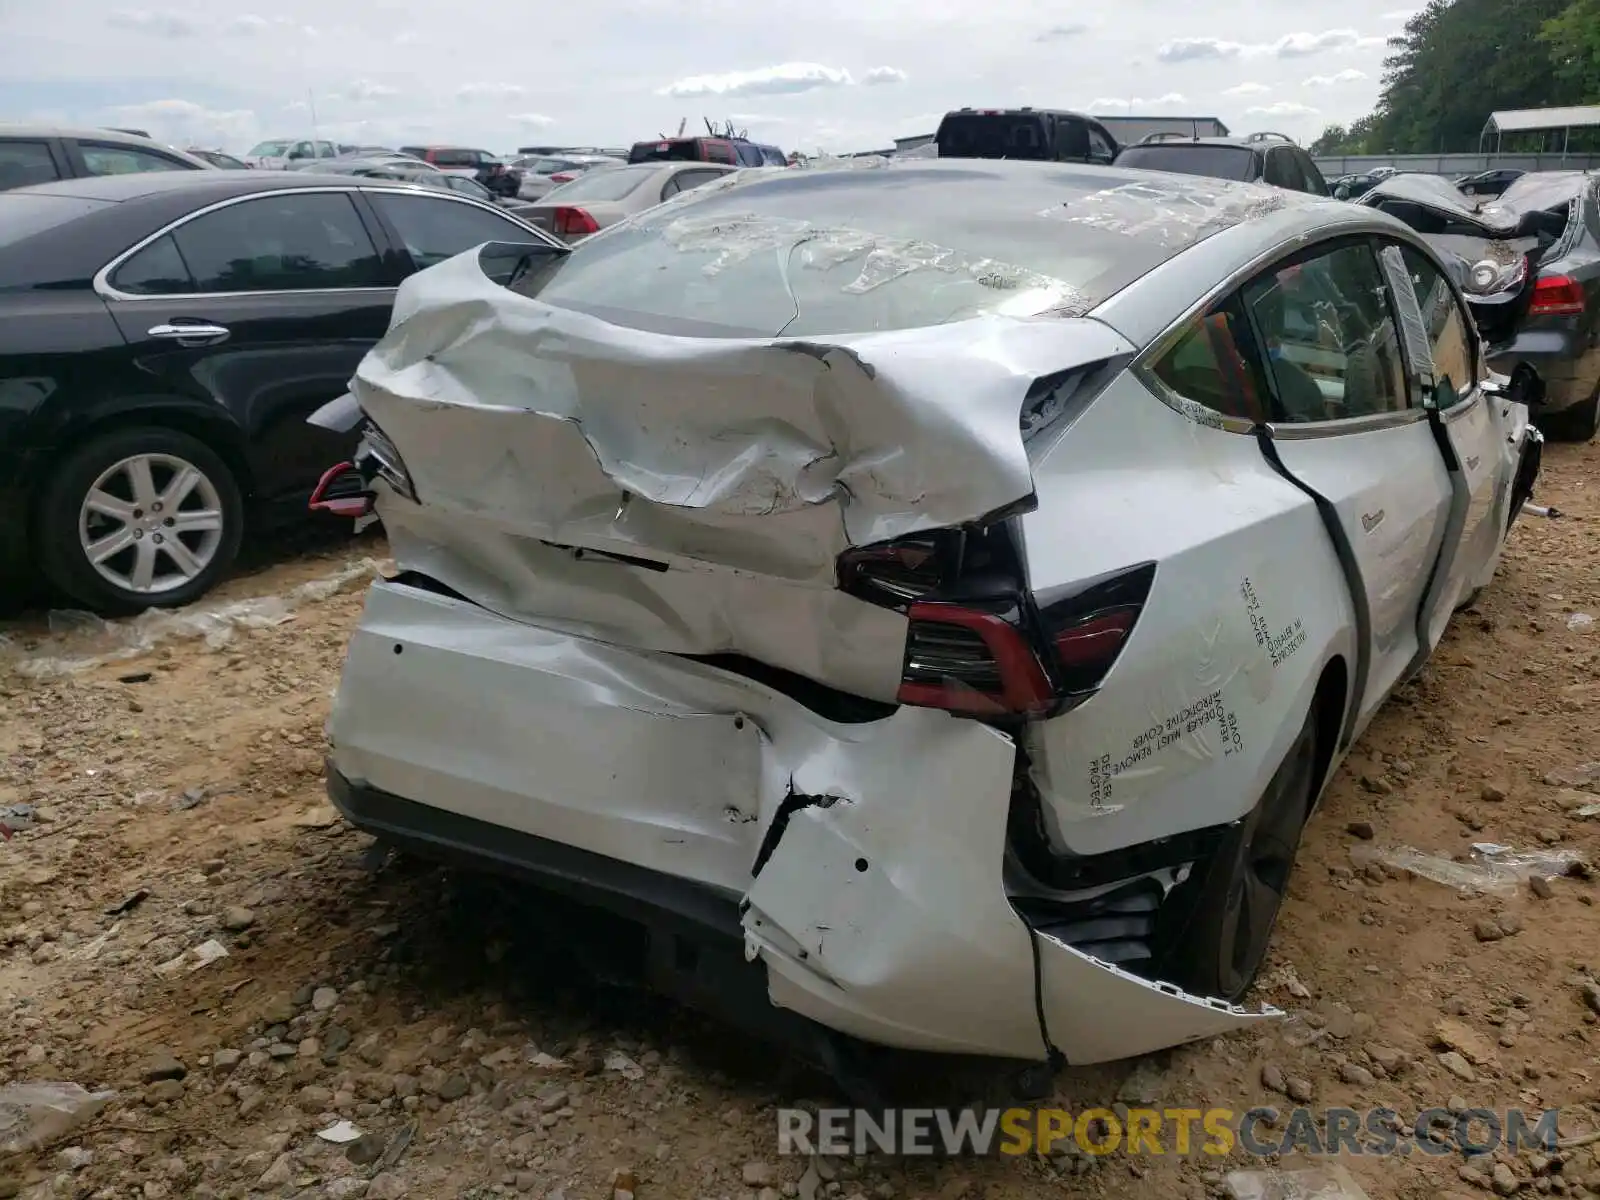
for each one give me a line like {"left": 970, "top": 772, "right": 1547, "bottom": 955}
{"left": 0, "top": 170, "right": 558, "bottom": 612}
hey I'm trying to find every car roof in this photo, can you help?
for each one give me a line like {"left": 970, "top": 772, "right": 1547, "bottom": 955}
{"left": 0, "top": 123, "right": 209, "bottom": 162}
{"left": 9, "top": 170, "right": 462, "bottom": 203}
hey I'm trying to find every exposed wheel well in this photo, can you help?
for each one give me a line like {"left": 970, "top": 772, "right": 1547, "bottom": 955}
{"left": 29, "top": 408, "right": 255, "bottom": 540}
{"left": 1308, "top": 655, "right": 1349, "bottom": 810}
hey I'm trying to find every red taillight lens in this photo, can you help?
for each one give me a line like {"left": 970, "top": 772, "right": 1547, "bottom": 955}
{"left": 898, "top": 603, "right": 1054, "bottom": 716}
{"left": 548, "top": 171, "right": 576, "bottom": 183}
{"left": 1052, "top": 607, "right": 1138, "bottom": 668}
{"left": 553, "top": 206, "right": 599, "bottom": 236}
{"left": 308, "top": 461, "right": 374, "bottom": 518}
{"left": 1530, "top": 274, "right": 1585, "bottom": 317}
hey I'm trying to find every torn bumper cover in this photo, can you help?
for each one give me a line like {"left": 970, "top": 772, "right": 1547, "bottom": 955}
{"left": 329, "top": 578, "right": 1277, "bottom": 1064}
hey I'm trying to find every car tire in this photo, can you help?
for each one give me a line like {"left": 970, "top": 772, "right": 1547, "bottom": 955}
{"left": 37, "top": 426, "right": 244, "bottom": 615}
{"left": 1155, "top": 710, "right": 1318, "bottom": 1002}
{"left": 1537, "top": 384, "right": 1600, "bottom": 444}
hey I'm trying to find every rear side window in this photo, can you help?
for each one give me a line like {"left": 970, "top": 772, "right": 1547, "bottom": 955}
{"left": 545, "top": 167, "right": 651, "bottom": 202}
{"left": 78, "top": 142, "right": 193, "bottom": 176}
{"left": 1262, "top": 150, "right": 1297, "bottom": 190}
{"left": 1149, "top": 309, "right": 1268, "bottom": 424}
{"left": 1115, "top": 144, "right": 1259, "bottom": 182}
{"left": 703, "top": 142, "right": 736, "bottom": 164}
{"left": 0, "top": 140, "right": 62, "bottom": 191}
{"left": 936, "top": 115, "right": 1051, "bottom": 160}
{"left": 171, "top": 192, "right": 385, "bottom": 292}
{"left": 369, "top": 192, "right": 535, "bottom": 270}
{"left": 733, "top": 143, "right": 764, "bottom": 167}
{"left": 110, "top": 234, "right": 194, "bottom": 295}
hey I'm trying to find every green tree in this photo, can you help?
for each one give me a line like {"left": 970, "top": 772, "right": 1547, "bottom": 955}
{"left": 1541, "top": 0, "right": 1600, "bottom": 101}
{"left": 1336, "top": 0, "right": 1589, "bottom": 154}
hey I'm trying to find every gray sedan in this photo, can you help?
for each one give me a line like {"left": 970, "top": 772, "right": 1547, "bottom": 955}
{"left": 516, "top": 161, "right": 739, "bottom": 241}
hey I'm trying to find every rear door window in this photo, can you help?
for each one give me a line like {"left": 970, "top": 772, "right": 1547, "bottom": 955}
{"left": 0, "top": 140, "right": 63, "bottom": 190}
{"left": 367, "top": 191, "right": 538, "bottom": 271}
{"left": 1243, "top": 242, "right": 1411, "bottom": 422}
{"left": 109, "top": 234, "right": 195, "bottom": 295}
{"left": 1149, "top": 307, "right": 1269, "bottom": 424}
{"left": 673, "top": 169, "right": 726, "bottom": 194}
{"left": 78, "top": 142, "right": 194, "bottom": 176}
{"left": 170, "top": 192, "right": 386, "bottom": 292}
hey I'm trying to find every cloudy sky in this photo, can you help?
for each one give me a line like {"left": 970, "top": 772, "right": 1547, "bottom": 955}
{"left": 0, "top": 0, "right": 1413, "bottom": 155}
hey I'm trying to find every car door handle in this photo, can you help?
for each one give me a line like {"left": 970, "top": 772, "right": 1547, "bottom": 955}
{"left": 147, "top": 322, "right": 230, "bottom": 345}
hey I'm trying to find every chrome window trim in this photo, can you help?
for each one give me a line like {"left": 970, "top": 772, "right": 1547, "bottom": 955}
{"left": 94, "top": 183, "right": 554, "bottom": 302}
{"left": 1266, "top": 408, "right": 1429, "bottom": 439}
{"left": 1127, "top": 217, "right": 1457, "bottom": 438}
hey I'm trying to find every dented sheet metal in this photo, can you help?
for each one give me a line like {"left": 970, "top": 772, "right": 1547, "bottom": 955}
{"left": 1358, "top": 174, "right": 1522, "bottom": 237}
{"left": 334, "top": 578, "right": 1277, "bottom": 1062}
{"left": 354, "top": 248, "right": 1133, "bottom": 674}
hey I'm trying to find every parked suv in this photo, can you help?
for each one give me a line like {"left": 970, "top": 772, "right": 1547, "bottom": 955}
{"left": 0, "top": 125, "right": 211, "bottom": 191}
{"left": 933, "top": 108, "right": 1119, "bottom": 164}
{"left": 1113, "top": 132, "right": 1328, "bottom": 195}
{"left": 398, "top": 146, "right": 522, "bottom": 197}
{"left": 627, "top": 137, "right": 741, "bottom": 166}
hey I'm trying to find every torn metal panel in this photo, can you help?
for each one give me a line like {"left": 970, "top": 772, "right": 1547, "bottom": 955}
{"left": 1359, "top": 174, "right": 1522, "bottom": 237}
{"left": 1037, "top": 936, "right": 1279, "bottom": 1063}
{"left": 354, "top": 248, "right": 1133, "bottom": 675}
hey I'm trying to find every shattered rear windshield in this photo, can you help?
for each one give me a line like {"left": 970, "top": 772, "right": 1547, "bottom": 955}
{"left": 515, "top": 163, "right": 1288, "bottom": 337}
{"left": 1113, "top": 144, "right": 1258, "bottom": 183}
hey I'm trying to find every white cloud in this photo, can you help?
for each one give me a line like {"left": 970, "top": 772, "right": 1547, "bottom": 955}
{"left": 345, "top": 79, "right": 399, "bottom": 102}
{"left": 861, "top": 66, "right": 907, "bottom": 86}
{"left": 1380, "top": 8, "right": 1416, "bottom": 19}
{"left": 1303, "top": 68, "right": 1367, "bottom": 86}
{"left": 509, "top": 112, "right": 556, "bottom": 127}
{"left": 1092, "top": 93, "right": 1190, "bottom": 110}
{"left": 109, "top": 98, "right": 258, "bottom": 148}
{"left": 106, "top": 9, "right": 196, "bottom": 37}
{"left": 1, "top": 0, "right": 1408, "bottom": 159}
{"left": 456, "top": 82, "right": 527, "bottom": 102}
{"left": 1157, "top": 28, "right": 1386, "bottom": 62}
{"left": 659, "top": 62, "right": 854, "bottom": 99}
{"left": 1223, "top": 82, "right": 1272, "bottom": 96}
{"left": 1156, "top": 37, "right": 1245, "bottom": 62}
{"left": 1247, "top": 101, "right": 1321, "bottom": 117}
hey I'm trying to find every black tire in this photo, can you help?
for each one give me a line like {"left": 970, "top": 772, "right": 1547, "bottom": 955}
{"left": 37, "top": 426, "right": 244, "bottom": 615}
{"left": 1537, "top": 384, "right": 1600, "bottom": 444}
{"left": 1156, "top": 711, "right": 1318, "bottom": 1002}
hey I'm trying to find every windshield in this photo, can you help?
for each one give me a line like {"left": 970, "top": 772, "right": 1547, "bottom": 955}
{"left": 1114, "top": 144, "right": 1257, "bottom": 182}
{"left": 935, "top": 115, "right": 1052, "bottom": 160}
{"left": 543, "top": 166, "right": 649, "bottom": 202}
{"left": 516, "top": 163, "right": 1284, "bottom": 337}
{"left": 247, "top": 141, "right": 292, "bottom": 158}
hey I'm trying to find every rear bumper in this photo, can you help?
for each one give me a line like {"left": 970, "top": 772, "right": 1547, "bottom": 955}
{"left": 326, "top": 577, "right": 1277, "bottom": 1063}
{"left": 1488, "top": 332, "right": 1590, "bottom": 413}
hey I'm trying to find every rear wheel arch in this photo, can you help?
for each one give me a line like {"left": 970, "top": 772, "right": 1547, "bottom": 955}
{"left": 1307, "top": 654, "right": 1349, "bottom": 813}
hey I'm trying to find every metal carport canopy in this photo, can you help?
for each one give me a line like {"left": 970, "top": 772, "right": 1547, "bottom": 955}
{"left": 1482, "top": 106, "right": 1600, "bottom": 153}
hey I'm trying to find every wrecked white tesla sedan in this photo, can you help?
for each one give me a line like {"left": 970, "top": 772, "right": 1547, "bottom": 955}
{"left": 318, "top": 160, "right": 1542, "bottom": 1082}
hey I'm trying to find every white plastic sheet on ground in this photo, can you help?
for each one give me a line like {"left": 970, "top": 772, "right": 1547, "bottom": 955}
{"left": 2, "top": 558, "right": 385, "bottom": 679}
{"left": 1352, "top": 841, "right": 1586, "bottom": 895}
{"left": 0, "top": 1082, "right": 117, "bottom": 1154}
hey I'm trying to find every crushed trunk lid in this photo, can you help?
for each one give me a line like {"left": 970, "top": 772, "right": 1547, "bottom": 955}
{"left": 347, "top": 248, "right": 1134, "bottom": 698}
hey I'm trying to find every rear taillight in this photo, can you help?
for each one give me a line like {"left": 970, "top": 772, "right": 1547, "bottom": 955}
{"left": 553, "top": 206, "right": 599, "bottom": 236}
{"left": 839, "top": 525, "right": 1153, "bottom": 719}
{"left": 1530, "top": 274, "right": 1585, "bottom": 316}
{"left": 308, "top": 461, "right": 373, "bottom": 518}
{"left": 548, "top": 171, "right": 576, "bottom": 183}
{"left": 899, "top": 602, "right": 1054, "bottom": 716}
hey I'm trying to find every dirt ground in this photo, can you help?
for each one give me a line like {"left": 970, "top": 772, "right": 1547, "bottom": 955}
{"left": 1, "top": 438, "right": 1598, "bottom": 1200}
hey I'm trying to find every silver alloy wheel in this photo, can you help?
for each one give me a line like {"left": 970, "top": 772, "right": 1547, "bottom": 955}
{"left": 76, "top": 452, "right": 226, "bottom": 595}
